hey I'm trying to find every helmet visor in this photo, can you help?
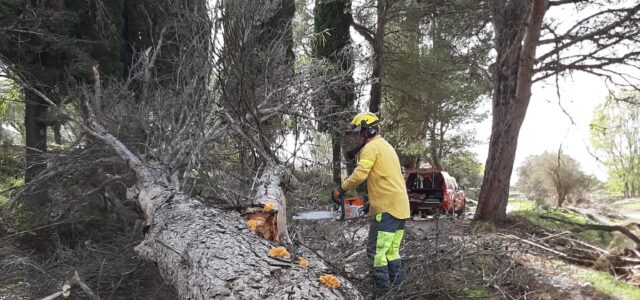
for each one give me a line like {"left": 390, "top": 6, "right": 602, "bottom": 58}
{"left": 345, "top": 124, "right": 363, "bottom": 134}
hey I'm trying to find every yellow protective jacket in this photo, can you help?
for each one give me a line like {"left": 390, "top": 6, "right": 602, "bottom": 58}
{"left": 341, "top": 136, "right": 410, "bottom": 219}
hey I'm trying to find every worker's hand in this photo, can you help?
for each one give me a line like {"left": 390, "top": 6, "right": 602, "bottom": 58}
{"left": 331, "top": 186, "right": 345, "bottom": 204}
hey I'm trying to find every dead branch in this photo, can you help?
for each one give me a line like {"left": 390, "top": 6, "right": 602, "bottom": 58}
{"left": 500, "top": 233, "right": 595, "bottom": 266}
{"left": 539, "top": 215, "right": 640, "bottom": 248}
{"left": 40, "top": 271, "right": 99, "bottom": 300}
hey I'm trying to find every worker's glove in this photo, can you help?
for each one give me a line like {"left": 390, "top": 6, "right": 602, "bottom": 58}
{"left": 331, "top": 186, "right": 345, "bottom": 204}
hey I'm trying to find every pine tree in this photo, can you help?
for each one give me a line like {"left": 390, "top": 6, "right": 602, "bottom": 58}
{"left": 312, "top": 0, "right": 355, "bottom": 184}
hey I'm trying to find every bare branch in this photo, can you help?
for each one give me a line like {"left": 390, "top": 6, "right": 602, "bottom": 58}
{"left": 547, "top": 0, "right": 589, "bottom": 7}
{"left": 351, "top": 21, "right": 375, "bottom": 45}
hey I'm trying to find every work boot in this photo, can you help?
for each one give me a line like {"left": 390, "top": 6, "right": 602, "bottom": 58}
{"left": 388, "top": 259, "right": 406, "bottom": 287}
{"left": 373, "top": 266, "right": 391, "bottom": 298}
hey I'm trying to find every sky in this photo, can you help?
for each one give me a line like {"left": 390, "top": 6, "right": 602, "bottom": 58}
{"left": 470, "top": 73, "right": 611, "bottom": 184}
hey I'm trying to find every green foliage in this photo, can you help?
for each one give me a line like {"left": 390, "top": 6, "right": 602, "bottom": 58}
{"left": 0, "top": 81, "right": 22, "bottom": 117}
{"left": 508, "top": 198, "right": 535, "bottom": 211}
{"left": 311, "top": 0, "right": 355, "bottom": 135}
{"left": 590, "top": 92, "right": 640, "bottom": 197}
{"left": 442, "top": 151, "right": 483, "bottom": 188}
{"left": 312, "top": 0, "right": 352, "bottom": 60}
{"left": 0, "top": 145, "right": 23, "bottom": 180}
{"left": 516, "top": 151, "right": 591, "bottom": 207}
{"left": 383, "top": 1, "right": 491, "bottom": 167}
{"left": 0, "top": 177, "right": 24, "bottom": 217}
{"left": 0, "top": 0, "right": 129, "bottom": 85}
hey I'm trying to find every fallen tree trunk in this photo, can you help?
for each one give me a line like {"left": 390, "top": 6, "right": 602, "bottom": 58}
{"left": 83, "top": 89, "right": 362, "bottom": 299}
{"left": 134, "top": 189, "right": 361, "bottom": 299}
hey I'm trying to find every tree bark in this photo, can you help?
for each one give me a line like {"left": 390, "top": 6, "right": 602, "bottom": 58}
{"left": 134, "top": 191, "right": 362, "bottom": 299}
{"left": 429, "top": 127, "right": 441, "bottom": 169}
{"left": 332, "top": 133, "right": 342, "bottom": 184}
{"left": 368, "top": 0, "right": 387, "bottom": 113}
{"left": 24, "top": 90, "right": 48, "bottom": 183}
{"left": 475, "top": 0, "right": 548, "bottom": 224}
{"left": 248, "top": 165, "right": 294, "bottom": 245}
{"left": 313, "top": 0, "right": 355, "bottom": 183}
{"left": 85, "top": 110, "right": 362, "bottom": 299}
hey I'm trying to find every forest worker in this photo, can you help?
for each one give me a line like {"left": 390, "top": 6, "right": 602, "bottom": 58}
{"left": 333, "top": 111, "right": 411, "bottom": 297}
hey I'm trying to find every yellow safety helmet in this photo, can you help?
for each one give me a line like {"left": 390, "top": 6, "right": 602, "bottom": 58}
{"left": 347, "top": 112, "right": 383, "bottom": 136}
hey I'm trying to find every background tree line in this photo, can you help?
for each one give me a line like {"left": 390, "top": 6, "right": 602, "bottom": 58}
{"left": 591, "top": 92, "right": 640, "bottom": 198}
{"left": 0, "top": 0, "right": 638, "bottom": 231}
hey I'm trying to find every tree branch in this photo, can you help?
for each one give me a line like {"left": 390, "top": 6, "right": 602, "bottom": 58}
{"left": 547, "top": 0, "right": 589, "bottom": 8}
{"left": 514, "top": 0, "right": 548, "bottom": 111}
{"left": 537, "top": 3, "right": 640, "bottom": 62}
{"left": 351, "top": 21, "right": 375, "bottom": 45}
{"left": 539, "top": 215, "right": 640, "bottom": 249}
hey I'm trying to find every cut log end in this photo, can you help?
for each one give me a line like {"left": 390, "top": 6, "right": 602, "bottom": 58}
{"left": 247, "top": 211, "right": 279, "bottom": 242}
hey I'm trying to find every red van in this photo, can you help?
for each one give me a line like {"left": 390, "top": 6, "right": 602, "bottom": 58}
{"left": 404, "top": 168, "right": 465, "bottom": 218}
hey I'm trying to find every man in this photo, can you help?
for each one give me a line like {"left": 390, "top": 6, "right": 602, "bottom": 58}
{"left": 334, "top": 112, "right": 410, "bottom": 297}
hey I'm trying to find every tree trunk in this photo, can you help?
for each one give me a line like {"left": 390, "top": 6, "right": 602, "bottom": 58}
{"left": 313, "top": 0, "right": 355, "bottom": 181}
{"left": 429, "top": 127, "right": 441, "bottom": 169}
{"left": 368, "top": 0, "right": 386, "bottom": 113}
{"left": 85, "top": 110, "right": 362, "bottom": 299}
{"left": 23, "top": 90, "right": 49, "bottom": 223}
{"left": 24, "top": 90, "right": 48, "bottom": 183}
{"left": 475, "top": 0, "right": 548, "bottom": 225}
{"left": 332, "top": 133, "right": 342, "bottom": 184}
{"left": 134, "top": 178, "right": 361, "bottom": 299}
{"left": 558, "top": 194, "right": 566, "bottom": 208}
{"left": 248, "top": 166, "right": 294, "bottom": 245}
{"left": 53, "top": 124, "right": 62, "bottom": 144}
{"left": 625, "top": 180, "right": 630, "bottom": 198}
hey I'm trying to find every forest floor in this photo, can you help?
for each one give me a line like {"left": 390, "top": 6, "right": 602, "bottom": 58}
{"left": 2, "top": 196, "right": 640, "bottom": 299}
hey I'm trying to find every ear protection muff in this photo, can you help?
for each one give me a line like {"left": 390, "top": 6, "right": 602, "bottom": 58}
{"left": 359, "top": 119, "right": 380, "bottom": 137}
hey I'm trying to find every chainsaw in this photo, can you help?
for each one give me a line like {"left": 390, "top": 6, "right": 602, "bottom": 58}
{"left": 293, "top": 192, "right": 369, "bottom": 221}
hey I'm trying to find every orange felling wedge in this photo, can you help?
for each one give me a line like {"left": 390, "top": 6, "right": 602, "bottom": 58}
{"left": 268, "top": 246, "right": 290, "bottom": 258}
{"left": 319, "top": 274, "right": 340, "bottom": 288}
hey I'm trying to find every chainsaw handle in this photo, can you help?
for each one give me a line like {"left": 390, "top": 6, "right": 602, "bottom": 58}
{"left": 332, "top": 194, "right": 346, "bottom": 221}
